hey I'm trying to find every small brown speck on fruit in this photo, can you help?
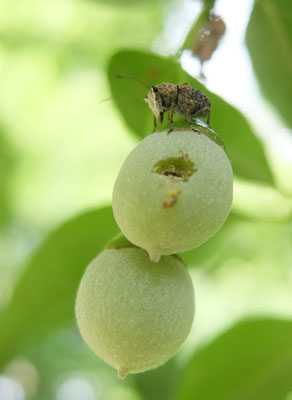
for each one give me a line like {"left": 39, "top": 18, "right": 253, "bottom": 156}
{"left": 163, "top": 188, "right": 182, "bottom": 209}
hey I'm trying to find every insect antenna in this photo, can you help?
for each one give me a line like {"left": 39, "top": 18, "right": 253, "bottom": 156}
{"left": 99, "top": 94, "right": 144, "bottom": 105}
{"left": 99, "top": 97, "right": 114, "bottom": 104}
{"left": 115, "top": 74, "right": 150, "bottom": 89}
{"left": 99, "top": 97, "right": 113, "bottom": 104}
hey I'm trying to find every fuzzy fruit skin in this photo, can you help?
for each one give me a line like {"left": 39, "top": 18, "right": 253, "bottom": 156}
{"left": 75, "top": 247, "right": 194, "bottom": 378}
{"left": 112, "top": 131, "right": 233, "bottom": 261}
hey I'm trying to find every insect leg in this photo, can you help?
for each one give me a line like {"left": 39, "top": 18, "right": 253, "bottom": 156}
{"left": 187, "top": 112, "right": 200, "bottom": 133}
{"left": 168, "top": 107, "right": 175, "bottom": 133}
{"left": 168, "top": 87, "right": 178, "bottom": 133}
{"left": 206, "top": 110, "right": 211, "bottom": 125}
{"left": 153, "top": 116, "right": 157, "bottom": 133}
{"left": 192, "top": 107, "right": 211, "bottom": 125}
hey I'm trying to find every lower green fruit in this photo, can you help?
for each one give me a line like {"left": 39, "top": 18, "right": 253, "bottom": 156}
{"left": 75, "top": 247, "right": 194, "bottom": 378}
{"left": 112, "top": 130, "right": 233, "bottom": 261}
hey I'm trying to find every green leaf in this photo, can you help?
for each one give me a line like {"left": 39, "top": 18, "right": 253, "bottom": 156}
{"left": 0, "top": 125, "right": 15, "bottom": 225}
{"left": 180, "top": 212, "right": 242, "bottom": 269}
{"left": 90, "top": 0, "right": 164, "bottom": 4}
{"left": 0, "top": 1, "right": 165, "bottom": 69}
{"left": 182, "top": 214, "right": 292, "bottom": 272}
{"left": 108, "top": 50, "right": 274, "bottom": 184}
{"left": 246, "top": 0, "right": 292, "bottom": 129}
{"left": 177, "top": 318, "right": 292, "bottom": 400}
{"left": 134, "top": 358, "right": 178, "bottom": 400}
{"left": 105, "top": 232, "right": 136, "bottom": 249}
{"left": 0, "top": 206, "right": 119, "bottom": 369}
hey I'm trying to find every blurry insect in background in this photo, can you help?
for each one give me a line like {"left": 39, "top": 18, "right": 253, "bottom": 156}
{"left": 116, "top": 76, "right": 211, "bottom": 133}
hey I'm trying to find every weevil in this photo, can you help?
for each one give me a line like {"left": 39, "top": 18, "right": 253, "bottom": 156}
{"left": 144, "top": 83, "right": 211, "bottom": 132}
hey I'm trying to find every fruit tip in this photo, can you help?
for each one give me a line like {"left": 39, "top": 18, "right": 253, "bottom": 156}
{"left": 118, "top": 369, "right": 127, "bottom": 379}
{"left": 148, "top": 248, "right": 161, "bottom": 263}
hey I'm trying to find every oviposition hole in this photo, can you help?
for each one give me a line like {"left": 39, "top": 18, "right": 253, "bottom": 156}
{"left": 152, "top": 153, "right": 197, "bottom": 182}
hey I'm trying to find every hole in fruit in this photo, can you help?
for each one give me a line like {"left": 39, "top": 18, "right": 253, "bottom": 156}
{"left": 152, "top": 153, "right": 197, "bottom": 182}
{"left": 164, "top": 171, "right": 182, "bottom": 178}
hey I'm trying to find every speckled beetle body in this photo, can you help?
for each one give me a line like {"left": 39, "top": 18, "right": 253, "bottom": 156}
{"left": 144, "top": 83, "right": 211, "bottom": 132}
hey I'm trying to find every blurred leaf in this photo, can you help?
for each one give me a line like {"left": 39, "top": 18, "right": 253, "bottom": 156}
{"left": 108, "top": 50, "right": 274, "bottom": 184}
{"left": 181, "top": 212, "right": 242, "bottom": 269}
{"left": 90, "top": 0, "right": 164, "bottom": 4}
{"left": 177, "top": 318, "right": 292, "bottom": 400}
{"left": 183, "top": 214, "right": 292, "bottom": 273}
{"left": 0, "top": 206, "right": 119, "bottom": 369}
{"left": 0, "top": 125, "right": 15, "bottom": 225}
{"left": 0, "top": 1, "right": 165, "bottom": 69}
{"left": 246, "top": 0, "right": 292, "bottom": 128}
{"left": 22, "top": 325, "right": 118, "bottom": 400}
{"left": 134, "top": 358, "right": 178, "bottom": 400}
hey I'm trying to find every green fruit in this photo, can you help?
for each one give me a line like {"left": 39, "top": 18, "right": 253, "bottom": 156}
{"left": 112, "top": 130, "right": 233, "bottom": 261}
{"left": 75, "top": 247, "right": 194, "bottom": 378}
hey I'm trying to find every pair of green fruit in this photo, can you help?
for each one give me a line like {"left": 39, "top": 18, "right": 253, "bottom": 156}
{"left": 76, "top": 130, "right": 233, "bottom": 378}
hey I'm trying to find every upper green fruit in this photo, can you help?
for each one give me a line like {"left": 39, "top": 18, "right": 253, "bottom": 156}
{"left": 75, "top": 247, "right": 194, "bottom": 378}
{"left": 112, "top": 130, "right": 233, "bottom": 261}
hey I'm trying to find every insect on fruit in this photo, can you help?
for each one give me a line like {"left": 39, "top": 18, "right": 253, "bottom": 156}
{"left": 115, "top": 76, "right": 211, "bottom": 133}
{"left": 144, "top": 83, "right": 211, "bottom": 132}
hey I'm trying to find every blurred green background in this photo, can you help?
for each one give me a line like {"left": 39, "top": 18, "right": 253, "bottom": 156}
{"left": 0, "top": 0, "right": 292, "bottom": 399}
